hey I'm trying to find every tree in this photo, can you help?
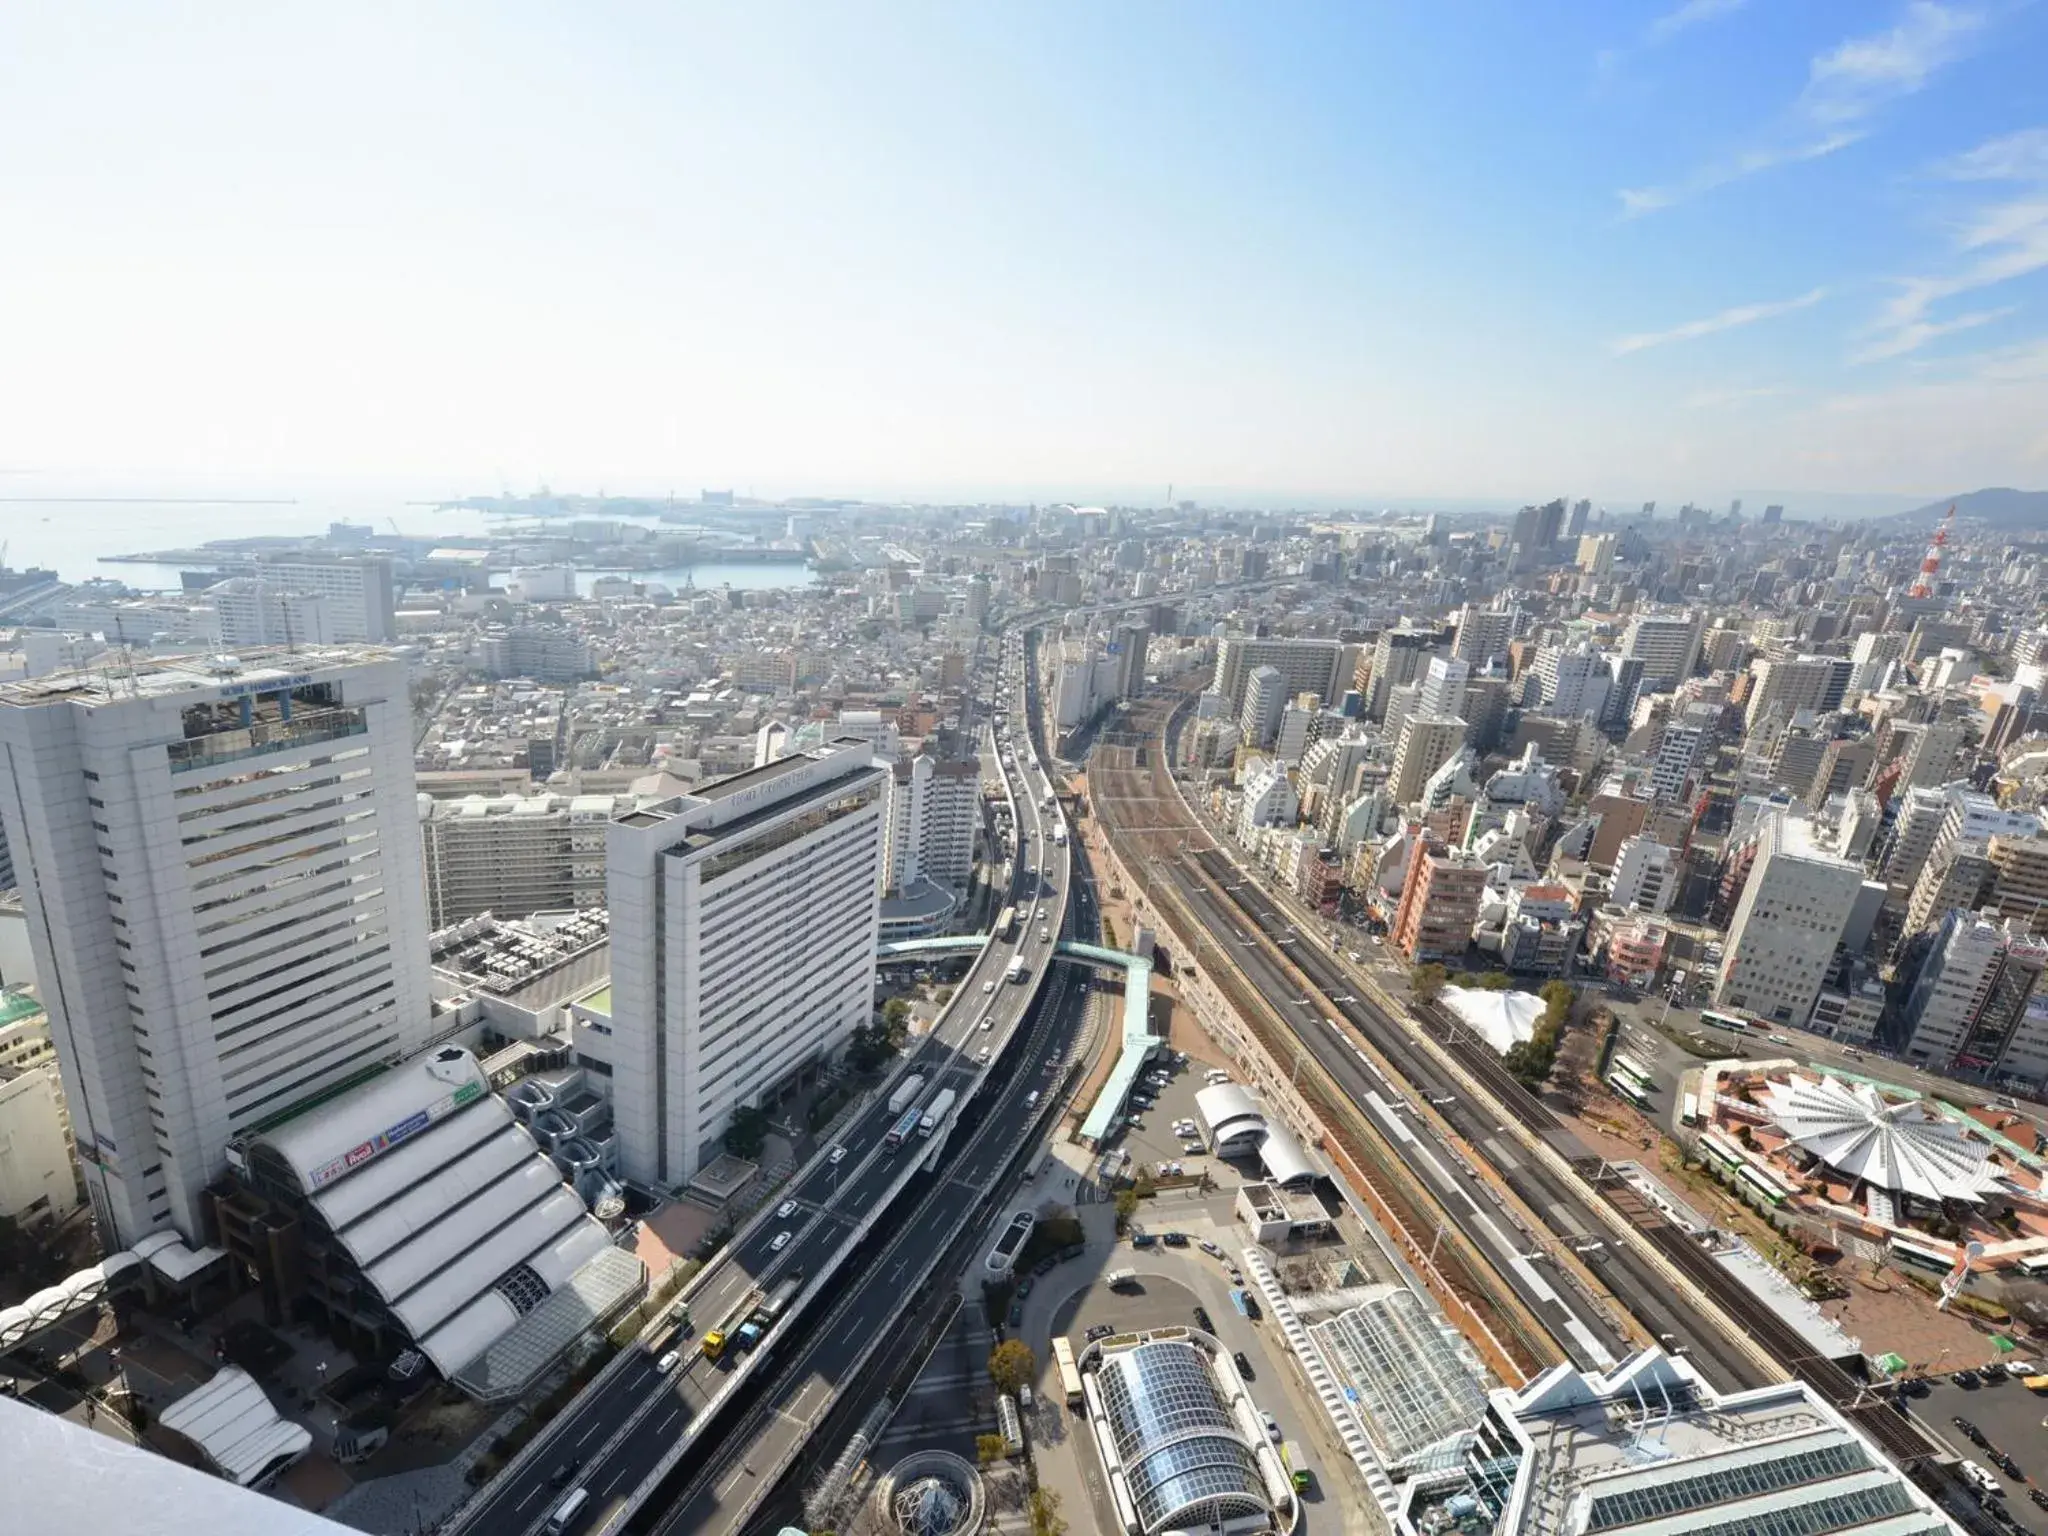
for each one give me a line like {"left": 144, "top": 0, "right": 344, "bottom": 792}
{"left": 723, "top": 1104, "right": 769, "bottom": 1160}
{"left": 934, "top": 983, "right": 955, "bottom": 1006}
{"left": 976, "top": 1432, "right": 1009, "bottom": 1463}
{"left": 881, "top": 997, "right": 913, "bottom": 1048}
{"left": 988, "top": 1338, "right": 1036, "bottom": 1396}
{"left": 1113, "top": 1187, "right": 1140, "bottom": 1231}
{"left": 1410, "top": 963, "right": 1448, "bottom": 1002}
{"left": 1474, "top": 971, "right": 1513, "bottom": 990}
{"left": 1029, "top": 1487, "right": 1069, "bottom": 1536}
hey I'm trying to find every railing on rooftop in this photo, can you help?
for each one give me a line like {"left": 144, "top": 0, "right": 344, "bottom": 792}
{"left": 167, "top": 706, "right": 369, "bottom": 774}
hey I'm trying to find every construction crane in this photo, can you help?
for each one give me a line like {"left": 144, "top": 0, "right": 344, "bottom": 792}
{"left": 1907, "top": 503, "right": 1955, "bottom": 599}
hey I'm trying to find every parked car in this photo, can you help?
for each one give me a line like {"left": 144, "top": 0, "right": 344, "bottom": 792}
{"left": 1192, "top": 1306, "right": 1214, "bottom": 1332}
{"left": 1199, "top": 1240, "right": 1224, "bottom": 1258}
{"left": 1955, "top": 1370, "right": 1982, "bottom": 1388}
{"left": 1955, "top": 1416, "right": 1983, "bottom": 1443}
{"left": 1235, "top": 1350, "right": 1256, "bottom": 1379}
{"left": 1086, "top": 1322, "right": 1114, "bottom": 1342}
{"left": 1162, "top": 1232, "right": 1189, "bottom": 1248}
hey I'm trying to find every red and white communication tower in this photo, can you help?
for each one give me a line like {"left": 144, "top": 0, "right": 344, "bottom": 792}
{"left": 1908, "top": 503, "right": 1955, "bottom": 598}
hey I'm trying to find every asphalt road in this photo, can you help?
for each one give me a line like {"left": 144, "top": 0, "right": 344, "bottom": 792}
{"left": 464, "top": 634, "right": 1069, "bottom": 1536}
{"left": 636, "top": 627, "right": 1090, "bottom": 1533}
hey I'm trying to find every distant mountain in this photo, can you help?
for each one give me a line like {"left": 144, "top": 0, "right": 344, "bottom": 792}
{"left": 1880, "top": 487, "right": 2048, "bottom": 533}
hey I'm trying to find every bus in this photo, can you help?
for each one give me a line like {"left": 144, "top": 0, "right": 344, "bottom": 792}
{"left": 1612, "top": 1053, "right": 1656, "bottom": 1093}
{"left": 884, "top": 1107, "right": 923, "bottom": 1150}
{"left": 1280, "top": 1441, "right": 1311, "bottom": 1492}
{"left": 995, "top": 905, "right": 1017, "bottom": 941}
{"left": 1700, "top": 1009, "right": 1751, "bottom": 1036}
{"left": 1051, "top": 1336, "right": 1085, "bottom": 1409}
{"left": 1605, "top": 1073, "right": 1651, "bottom": 1109}
{"left": 1680, "top": 1091, "right": 1701, "bottom": 1127}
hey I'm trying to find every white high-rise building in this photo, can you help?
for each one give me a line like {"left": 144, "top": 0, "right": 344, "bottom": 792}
{"left": 0, "top": 647, "right": 432, "bottom": 1246}
{"left": 215, "top": 557, "right": 395, "bottom": 645}
{"left": 1391, "top": 715, "right": 1468, "bottom": 805}
{"left": 208, "top": 579, "right": 334, "bottom": 650}
{"left": 883, "top": 753, "right": 980, "bottom": 895}
{"left": 1608, "top": 836, "right": 1679, "bottom": 915}
{"left": 1716, "top": 812, "right": 1865, "bottom": 1027}
{"left": 1650, "top": 702, "right": 1717, "bottom": 802}
{"left": 1450, "top": 604, "right": 1515, "bottom": 669}
{"left": 1239, "top": 665, "right": 1288, "bottom": 750}
{"left": 418, "top": 792, "right": 628, "bottom": 927}
{"left": 1622, "top": 610, "right": 1702, "bottom": 690}
{"left": 1532, "top": 641, "right": 1610, "bottom": 720}
{"left": 604, "top": 740, "right": 886, "bottom": 1187}
{"left": 1211, "top": 636, "right": 1349, "bottom": 713}
{"left": 1416, "top": 655, "right": 1469, "bottom": 724}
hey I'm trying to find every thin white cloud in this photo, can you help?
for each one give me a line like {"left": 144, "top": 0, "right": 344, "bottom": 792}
{"left": 1940, "top": 126, "right": 2048, "bottom": 182}
{"left": 1617, "top": 2, "right": 1983, "bottom": 216}
{"left": 1801, "top": 2, "right": 1983, "bottom": 125}
{"left": 1862, "top": 124, "right": 2048, "bottom": 357}
{"left": 1613, "top": 287, "right": 1828, "bottom": 355}
{"left": 1853, "top": 306, "right": 2014, "bottom": 361}
{"left": 1647, "top": 0, "right": 1750, "bottom": 46}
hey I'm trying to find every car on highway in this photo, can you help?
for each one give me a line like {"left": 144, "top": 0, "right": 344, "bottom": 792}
{"left": 777, "top": 1200, "right": 798, "bottom": 1219}
{"left": 829, "top": 1145, "right": 847, "bottom": 1164}
{"left": 1025, "top": 1090, "right": 1040, "bottom": 1107}
{"left": 983, "top": 979, "right": 996, "bottom": 994}
{"left": 550, "top": 1458, "right": 582, "bottom": 1488}
{"left": 770, "top": 1230, "right": 792, "bottom": 1252}
{"left": 1235, "top": 1350, "right": 1255, "bottom": 1379}
{"left": 656, "top": 1350, "right": 680, "bottom": 1374}
{"left": 978, "top": 1045, "right": 992, "bottom": 1062}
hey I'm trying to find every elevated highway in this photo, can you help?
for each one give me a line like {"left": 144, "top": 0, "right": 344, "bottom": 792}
{"left": 455, "top": 633, "right": 1070, "bottom": 1536}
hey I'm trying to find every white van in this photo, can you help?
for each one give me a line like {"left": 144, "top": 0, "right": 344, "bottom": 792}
{"left": 547, "top": 1488, "right": 590, "bottom": 1532}
{"left": 1205, "top": 1069, "right": 1231, "bottom": 1085}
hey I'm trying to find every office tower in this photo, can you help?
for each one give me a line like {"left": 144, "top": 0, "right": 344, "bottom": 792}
{"left": 1715, "top": 812, "right": 1865, "bottom": 1026}
{"left": 1450, "top": 604, "right": 1515, "bottom": 669}
{"left": 883, "top": 752, "right": 980, "bottom": 895}
{"left": 1743, "top": 654, "right": 1849, "bottom": 733}
{"left": 214, "top": 557, "right": 395, "bottom": 644}
{"left": 1622, "top": 611, "right": 1703, "bottom": 691}
{"left": 1770, "top": 724, "right": 1831, "bottom": 801}
{"left": 1701, "top": 626, "right": 1747, "bottom": 673}
{"left": 1273, "top": 701, "right": 1316, "bottom": 764}
{"left": 1603, "top": 654, "right": 1646, "bottom": 731}
{"left": 1566, "top": 498, "right": 1591, "bottom": 538}
{"left": 1111, "top": 618, "right": 1151, "bottom": 701}
{"left": 1532, "top": 641, "right": 1610, "bottom": 720}
{"left": 1652, "top": 706, "right": 1716, "bottom": 800}
{"left": 605, "top": 740, "right": 886, "bottom": 1187}
{"left": 1365, "top": 626, "right": 1443, "bottom": 718}
{"left": 1896, "top": 911, "right": 2048, "bottom": 1072}
{"left": 1391, "top": 841, "right": 1486, "bottom": 962}
{"left": 1902, "top": 838, "right": 1995, "bottom": 943}
{"left": 1391, "top": 715, "right": 1468, "bottom": 805}
{"left": 1990, "top": 835, "right": 2048, "bottom": 934}
{"left": 1608, "top": 836, "right": 1679, "bottom": 915}
{"left": 208, "top": 579, "right": 334, "bottom": 650}
{"left": 1762, "top": 503, "right": 1783, "bottom": 524}
{"left": 1898, "top": 718, "right": 1971, "bottom": 790}
{"left": 1461, "top": 675, "right": 1512, "bottom": 754}
{"left": 1239, "top": 665, "right": 1288, "bottom": 750}
{"left": 1416, "top": 656, "right": 1469, "bottom": 723}
{"left": 0, "top": 648, "right": 432, "bottom": 1246}
{"left": 1640, "top": 500, "right": 1656, "bottom": 517}
{"left": 1808, "top": 736, "right": 1875, "bottom": 806}
{"left": 1210, "top": 636, "right": 1349, "bottom": 714}
{"left": 418, "top": 792, "right": 629, "bottom": 927}
{"left": 1575, "top": 533, "right": 1616, "bottom": 578}
{"left": 962, "top": 574, "right": 992, "bottom": 629}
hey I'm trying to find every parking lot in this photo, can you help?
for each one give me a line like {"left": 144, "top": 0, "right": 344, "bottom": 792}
{"left": 1100, "top": 1053, "right": 1236, "bottom": 1185}
{"left": 1913, "top": 1371, "right": 2048, "bottom": 1531}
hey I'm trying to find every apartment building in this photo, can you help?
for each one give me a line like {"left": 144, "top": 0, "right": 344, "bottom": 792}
{"left": 1714, "top": 812, "right": 1865, "bottom": 1027}
{"left": 418, "top": 792, "right": 628, "bottom": 927}
{"left": 1896, "top": 911, "right": 2048, "bottom": 1080}
{"left": 1621, "top": 610, "right": 1702, "bottom": 690}
{"left": 1211, "top": 635, "right": 1350, "bottom": 714}
{"left": 1391, "top": 715, "right": 1468, "bottom": 805}
{"left": 1608, "top": 836, "right": 1679, "bottom": 915}
{"left": 1743, "top": 654, "right": 1850, "bottom": 733}
{"left": 603, "top": 740, "right": 886, "bottom": 1187}
{"left": 479, "top": 625, "right": 597, "bottom": 683}
{"left": 1450, "top": 603, "right": 1515, "bottom": 669}
{"left": 0, "top": 647, "right": 433, "bottom": 1246}
{"left": 1649, "top": 701, "right": 1716, "bottom": 802}
{"left": 208, "top": 579, "right": 335, "bottom": 650}
{"left": 1392, "top": 842, "right": 1486, "bottom": 963}
{"left": 883, "top": 752, "right": 980, "bottom": 895}
{"left": 234, "top": 557, "right": 395, "bottom": 644}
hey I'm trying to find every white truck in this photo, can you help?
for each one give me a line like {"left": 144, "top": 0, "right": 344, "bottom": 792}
{"left": 1006, "top": 955, "right": 1028, "bottom": 983}
{"left": 918, "top": 1087, "right": 957, "bottom": 1137}
{"left": 1106, "top": 1269, "right": 1139, "bottom": 1290}
{"left": 887, "top": 1073, "right": 927, "bottom": 1117}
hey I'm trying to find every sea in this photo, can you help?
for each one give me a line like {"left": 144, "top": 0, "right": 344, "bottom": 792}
{"left": 0, "top": 489, "right": 816, "bottom": 595}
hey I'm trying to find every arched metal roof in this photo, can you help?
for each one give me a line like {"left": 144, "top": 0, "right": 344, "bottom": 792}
{"left": 1095, "top": 1341, "right": 1274, "bottom": 1534}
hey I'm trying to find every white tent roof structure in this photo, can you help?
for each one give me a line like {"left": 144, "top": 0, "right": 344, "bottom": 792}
{"left": 1760, "top": 1075, "right": 1998, "bottom": 1204}
{"left": 1441, "top": 986, "right": 1544, "bottom": 1055}
{"left": 157, "top": 1366, "right": 311, "bottom": 1487}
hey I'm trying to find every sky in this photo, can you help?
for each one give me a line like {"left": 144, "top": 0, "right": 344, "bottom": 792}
{"left": 2, "top": 1, "right": 2046, "bottom": 514}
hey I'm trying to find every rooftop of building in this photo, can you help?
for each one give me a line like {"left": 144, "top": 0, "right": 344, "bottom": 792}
{"left": 0, "top": 643, "right": 397, "bottom": 708}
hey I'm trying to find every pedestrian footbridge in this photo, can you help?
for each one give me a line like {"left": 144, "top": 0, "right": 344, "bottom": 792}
{"left": 877, "top": 936, "right": 1158, "bottom": 1143}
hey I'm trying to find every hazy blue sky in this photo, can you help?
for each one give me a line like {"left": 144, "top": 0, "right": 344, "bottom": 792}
{"left": 2, "top": 2, "right": 2045, "bottom": 510}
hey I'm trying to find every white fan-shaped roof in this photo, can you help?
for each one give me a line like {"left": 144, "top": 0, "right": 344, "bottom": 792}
{"left": 1761, "top": 1074, "right": 1996, "bottom": 1204}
